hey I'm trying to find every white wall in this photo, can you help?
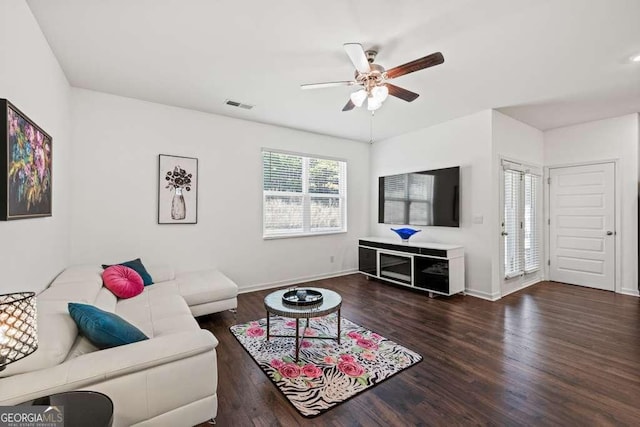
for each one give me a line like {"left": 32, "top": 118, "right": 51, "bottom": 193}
{"left": 492, "top": 111, "right": 544, "bottom": 168}
{"left": 3, "top": 2, "right": 631, "bottom": 302}
{"left": 0, "top": 1, "right": 71, "bottom": 293}
{"left": 69, "top": 89, "right": 370, "bottom": 291}
{"left": 544, "top": 114, "right": 639, "bottom": 295}
{"left": 491, "top": 111, "right": 544, "bottom": 297}
{"left": 370, "top": 110, "right": 495, "bottom": 298}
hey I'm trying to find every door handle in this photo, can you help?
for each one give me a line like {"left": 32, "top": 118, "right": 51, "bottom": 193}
{"left": 501, "top": 232, "right": 508, "bottom": 236}
{"left": 606, "top": 231, "right": 614, "bottom": 236}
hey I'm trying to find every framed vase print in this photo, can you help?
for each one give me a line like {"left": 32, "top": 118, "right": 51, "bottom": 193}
{"left": 1, "top": 99, "right": 53, "bottom": 220}
{"left": 158, "top": 154, "right": 198, "bottom": 224}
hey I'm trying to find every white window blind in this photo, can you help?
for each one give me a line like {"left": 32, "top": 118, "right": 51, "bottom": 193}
{"left": 504, "top": 169, "right": 522, "bottom": 279}
{"left": 262, "top": 150, "right": 347, "bottom": 238}
{"left": 503, "top": 163, "right": 541, "bottom": 279}
{"left": 524, "top": 174, "right": 539, "bottom": 273}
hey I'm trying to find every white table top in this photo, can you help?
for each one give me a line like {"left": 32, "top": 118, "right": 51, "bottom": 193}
{"left": 359, "top": 236, "right": 463, "bottom": 251}
{"left": 264, "top": 287, "right": 342, "bottom": 318}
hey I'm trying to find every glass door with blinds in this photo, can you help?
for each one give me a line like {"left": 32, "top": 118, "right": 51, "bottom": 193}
{"left": 502, "top": 161, "right": 542, "bottom": 285}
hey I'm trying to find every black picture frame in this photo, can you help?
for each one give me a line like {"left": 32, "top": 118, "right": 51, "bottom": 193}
{"left": 158, "top": 154, "right": 198, "bottom": 224}
{"left": 1, "top": 99, "right": 52, "bottom": 220}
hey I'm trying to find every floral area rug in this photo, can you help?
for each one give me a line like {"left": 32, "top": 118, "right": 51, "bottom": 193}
{"left": 230, "top": 315, "right": 422, "bottom": 417}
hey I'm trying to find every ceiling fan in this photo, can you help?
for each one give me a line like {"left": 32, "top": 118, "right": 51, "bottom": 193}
{"left": 301, "top": 43, "right": 444, "bottom": 112}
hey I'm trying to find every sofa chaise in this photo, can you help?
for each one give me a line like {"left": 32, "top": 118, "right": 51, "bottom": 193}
{"left": 0, "top": 264, "right": 238, "bottom": 427}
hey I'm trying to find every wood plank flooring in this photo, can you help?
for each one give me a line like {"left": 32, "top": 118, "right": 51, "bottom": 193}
{"left": 197, "top": 275, "right": 640, "bottom": 426}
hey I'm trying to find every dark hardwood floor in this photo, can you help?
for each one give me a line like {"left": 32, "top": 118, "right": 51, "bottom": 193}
{"left": 197, "top": 275, "right": 640, "bottom": 426}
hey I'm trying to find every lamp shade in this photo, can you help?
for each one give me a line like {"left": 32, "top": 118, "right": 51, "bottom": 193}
{"left": 367, "top": 96, "right": 383, "bottom": 111}
{"left": 350, "top": 89, "right": 367, "bottom": 107}
{"left": 371, "top": 85, "right": 389, "bottom": 103}
{"left": 0, "top": 292, "right": 38, "bottom": 371}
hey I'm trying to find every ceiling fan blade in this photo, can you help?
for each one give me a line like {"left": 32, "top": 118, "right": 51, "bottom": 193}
{"left": 386, "top": 83, "right": 420, "bottom": 102}
{"left": 342, "top": 99, "right": 356, "bottom": 111}
{"left": 344, "top": 43, "right": 371, "bottom": 74}
{"left": 301, "top": 81, "right": 356, "bottom": 90}
{"left": 385, "top": 52, "right": 444, "bottom": 80}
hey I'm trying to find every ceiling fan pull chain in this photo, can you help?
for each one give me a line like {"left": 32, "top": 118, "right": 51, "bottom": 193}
{"left": 369, "top": 111, "right": 375, "bottom": 143}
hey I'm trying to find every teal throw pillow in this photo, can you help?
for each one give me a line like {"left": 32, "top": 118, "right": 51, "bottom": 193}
{"left": 68, "top": 303, "right": 148, "bottom": 349}
{"left": 102, "top": 258, "right": 153, "bottom": 286}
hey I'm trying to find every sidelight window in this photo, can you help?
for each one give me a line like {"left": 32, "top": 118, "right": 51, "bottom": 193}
{"left": 503, "top": 161, "right": 541, "bottom": 279}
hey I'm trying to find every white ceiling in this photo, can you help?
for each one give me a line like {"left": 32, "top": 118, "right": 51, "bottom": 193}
{"left": 27, "top": 0, "right": 640, "bottom": 142}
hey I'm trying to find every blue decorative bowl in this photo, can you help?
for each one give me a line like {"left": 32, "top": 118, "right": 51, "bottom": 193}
{"left": 391, "top": 228, "right": 421, "bottom": 242}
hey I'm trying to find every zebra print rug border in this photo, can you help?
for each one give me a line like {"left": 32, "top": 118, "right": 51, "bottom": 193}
{"left": 230, "top": 315, "right": 422, "bottom": 417}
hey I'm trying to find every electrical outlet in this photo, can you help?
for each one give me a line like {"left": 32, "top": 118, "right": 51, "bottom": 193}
{"left": 330, "top": 256, "right": 335, "bottom": 263}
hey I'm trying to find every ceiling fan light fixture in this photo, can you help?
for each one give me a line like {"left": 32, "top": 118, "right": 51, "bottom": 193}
{"left": 350, "top": 89, "right": 367, "bottom": 107}
{"left": 371, "top": 85, "right": 389, "bottom": 103}
{"left": 367, "top": 96, "right": 383, "bottom": 111}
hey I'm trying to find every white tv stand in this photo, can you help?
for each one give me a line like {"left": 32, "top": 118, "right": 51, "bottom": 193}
{"left": 358, "top": 237, "right": 465, "bottom": 297}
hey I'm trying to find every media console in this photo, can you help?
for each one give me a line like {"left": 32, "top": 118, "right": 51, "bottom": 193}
{"left": 358, "top": 237, "right": 465, "bottom": 297}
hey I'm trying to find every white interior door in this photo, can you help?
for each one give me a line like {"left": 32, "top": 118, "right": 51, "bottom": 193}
{"left": 549, "top": 163, "right": 615, "bottom": 291}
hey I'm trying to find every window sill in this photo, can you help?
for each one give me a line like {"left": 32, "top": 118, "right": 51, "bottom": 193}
{"left": 504, "top": 268, "right": 540, "bottom": 280}
{"left": 263, "top": 230, "right": 347, "bottom": 240}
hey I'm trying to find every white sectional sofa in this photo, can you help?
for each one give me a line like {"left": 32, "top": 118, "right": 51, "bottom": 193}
{"left": 0, "top": 264, "right": 238, "bottom": 427}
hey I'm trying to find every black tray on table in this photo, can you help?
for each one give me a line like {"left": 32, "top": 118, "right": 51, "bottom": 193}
{"left": 282, "top": 289, "right": 323, "bottom": 307}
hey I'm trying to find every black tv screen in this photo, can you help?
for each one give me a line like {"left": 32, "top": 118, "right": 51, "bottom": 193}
{"left": 378, "top": 166, "right": 459, "bottom": 227}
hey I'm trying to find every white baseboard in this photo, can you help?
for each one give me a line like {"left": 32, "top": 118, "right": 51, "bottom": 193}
{"left": 464, "top": 288, "right": 501, "bottom": 301}
{"left": 239, "top": 269, "right": 358, "bottom": 294}
{"left": 620, "top": 287, "right": 640, "bottom": 297}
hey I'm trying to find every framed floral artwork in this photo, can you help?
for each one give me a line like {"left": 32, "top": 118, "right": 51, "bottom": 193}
{"left": 158, "top": 154, "right": 198, "bottom": 224}
{"left": 0, "top": 99, "right": 52, "bottom": 220}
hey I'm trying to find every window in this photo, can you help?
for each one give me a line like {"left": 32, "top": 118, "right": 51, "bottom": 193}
{"left": 504, "top": 169, "right": 522, "bottom": 277}
{"left": 503, "top": 161, "right": 541, "bottom": 279}
{"left": 262, "top": 150, "right": 347, "bottom": 238}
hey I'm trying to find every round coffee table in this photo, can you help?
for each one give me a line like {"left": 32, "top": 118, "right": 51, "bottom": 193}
{"left": 264, "top": 287, "right": 342, "bottom": 362}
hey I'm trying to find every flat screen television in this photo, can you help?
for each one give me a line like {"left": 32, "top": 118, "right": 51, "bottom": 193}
{"left": 378, "top": 166, "right": 460, "bottom": 227}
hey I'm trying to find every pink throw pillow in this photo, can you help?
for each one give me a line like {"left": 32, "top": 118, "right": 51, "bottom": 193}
{"left": 102, "top": 265, "right": 144, "bottom": 299}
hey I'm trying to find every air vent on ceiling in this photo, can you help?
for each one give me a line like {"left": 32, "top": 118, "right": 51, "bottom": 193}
{"left": 224, "top": 99, "right": 254, "bottom": 110}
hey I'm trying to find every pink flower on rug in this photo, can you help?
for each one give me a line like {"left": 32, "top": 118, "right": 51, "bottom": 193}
{"left": 304, "top": 328, "right": 317, "bottom": 337}
{"left": 285, "top": 320, "right": 297, "bottom": 328}
{"left": 347, "top": 331, "right": 362, "bottom": 340}
{"left": 301, "top": 340, "right": 313, "bottom": 348}
{"left": 339, "top": 354, "right": 355, "bottom": 363}
{"left": 371, "top": 333, "right": 382, "bottom": 341}
{"left": 246, "top": 326, "right": 264, "bottom": 337}
{"left": 362, "top": 351, "right": 376, "bottom": 361}
{"left": 323, "top": 356, "right": 336, "bottom": 364}
{"left": 302, "top": 364, "right": 322, "bottom": 378}
{"left": 356, "top": 338, "right": 378, "bottom": 350}
{"left": 338, "top": 360, "right": 365, "bottom": 377}
{"left": 279, "top": 363, "right": 301, "bottom": 379}
{"left": 270, "top": 359, "right": 285, "bottom": 369}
